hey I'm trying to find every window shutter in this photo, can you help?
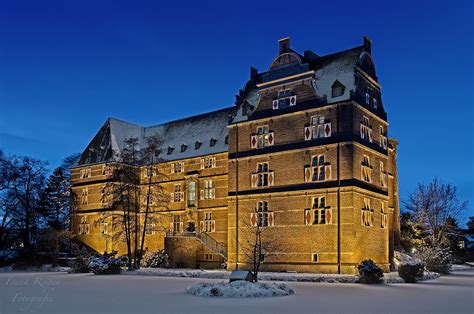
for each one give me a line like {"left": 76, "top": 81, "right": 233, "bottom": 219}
{"left": 200, "top": 190, "right": 205, "bottom": 200}
{"left": 267, "top": 132, "right": 274, "bottom": 146}
{"left": 212, "top": 157, "right": 216, "bottom": 168}
{"left": 325, "top": 208, "right": 333, "bottom": 224}
{"left": 170, "top": 192, "right": 175, "bottom": 203}
{"left": 250, "top": 213, "right": 257, "bottom": 227}
{"left": 289, "top": 95, "right": 297, "bottom": 106}
{"left": 179, "top": 222, "right": 183, "bottom": 232}
{"left": 272, "top": 100, "right": 279, "bottom": 110}
{"left": 199, "top": 221, "right": 204, "bottom": 232}
{"left": 251, "top": 135, "right": 257, "bottom": 149}
{"left": 210, "top": 188, "right": 215, "bottom": 199}
{"left": 304, "top": 126, "right": 312, "bottom": 141}
{"left": 268, "top": 212, "right": 274, "bottom": 226}
{"left": 368, "top": 129, "right": 373, "bottom": 143}
{"left": 324, "top": 122, "right": 332, "bottom": 137}
{"left": 382, "top": 137, "right": 388, "bottom": 150}
{"left": 361, "top": 210, "right": 365, "bottom": 226}
{"left": 251, "top": 174, "right": 258, "bottom": 188}
{"left": 370, "top": 212, "right": 374, "bottom": 226}
{"left": 360, "top": 124, "right": 364, "bottom": 138}
{"left": 211, "top": 220, "right": 216, "bottom": 232}
{"left": 169, "top": 222, "right": 174, "bottom": 231}
{"left": 304, "top": 209, "right": 312, "bottom": 225}
{"left": 268, "top": 171, "right": 274, "bottom": 186}
{"left": 200, "top": 158, "right": 204, "bottom": 169}
{"left": 170, "top": 164, "right": 175, "bottom": 174}
{"left": 324, "top": 164, "right": 332, "bottom": 180}
{"left": 304, "top": 166, "right": 312, "bottom": 182}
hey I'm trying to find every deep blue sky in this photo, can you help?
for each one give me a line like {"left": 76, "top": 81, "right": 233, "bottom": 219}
{"left": 0, "top": 0, "right": 472, "bottom": 224}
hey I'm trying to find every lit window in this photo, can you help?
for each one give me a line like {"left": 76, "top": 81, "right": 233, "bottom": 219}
{"left": 172, "top": 216, "right": 182, "bottom": 233}
{"left": 204, "top": 180, "right": 215, "bottom": 200}
{"left": 172, "top": 184, "right": 183, "bottom": 202}
{"left": 171, "top": 162, "right": 184, "bottom": 173}
{"left": 187, "top": 181, "right": 196, "bottom": 207}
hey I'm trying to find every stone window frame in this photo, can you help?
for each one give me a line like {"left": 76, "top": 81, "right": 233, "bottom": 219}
{"left": 361, "top": 198, "right": 374, "bottom": 227}
{"left": 361, "top": 155, "right": 372, "bottom": 183}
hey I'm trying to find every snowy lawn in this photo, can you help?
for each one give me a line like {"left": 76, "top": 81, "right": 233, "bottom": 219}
{"left": 124, "top": 267, "right": 441, "bottom": 283}
{"left": 185, "top": 281, "right": 295, "bottom": 298}
{"left": 0, "top": 270, "right": 473, "bottom": 313}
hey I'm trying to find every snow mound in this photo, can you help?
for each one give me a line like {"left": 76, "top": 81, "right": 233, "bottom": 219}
{"left": 185, "top": 281, "right": 295, "bottom": 298}
{"left": 394, "top": 251, "right": 422, "bottom": 266}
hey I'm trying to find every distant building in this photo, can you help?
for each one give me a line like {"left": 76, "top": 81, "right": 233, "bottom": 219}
{"left": 70, "top": 37, "right": 400, "bottom": 273}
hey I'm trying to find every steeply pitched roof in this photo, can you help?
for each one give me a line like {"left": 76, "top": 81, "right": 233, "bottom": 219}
{"left": 76, "top": 107, "right": 236, "bottom": 167}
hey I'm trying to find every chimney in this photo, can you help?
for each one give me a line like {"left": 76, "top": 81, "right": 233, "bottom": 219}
{"left": 363, "top": 36, "right": 372, "bottom": 53}
{"left": 279, "top": 37, "right": 290, "bottom": 54}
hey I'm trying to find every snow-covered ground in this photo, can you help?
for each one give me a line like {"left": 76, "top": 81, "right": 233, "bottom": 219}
{"left": 0, "top": 270, "right": 472, "bottom": 313}
{"left": 125, "top": 267, "right": 441, "bottom": 283}
{"left": 186, "top": 281, "right": 295, "bottom": 298}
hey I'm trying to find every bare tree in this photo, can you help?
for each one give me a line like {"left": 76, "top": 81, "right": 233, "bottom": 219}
{"left": 404, "top": 177, "right": 468, "bottom": 246}
{"left": 96, "top": 135, "right": 169, "bottom": 269}
{"left": 240, "top": 205, "right": 282, "bottom": 282}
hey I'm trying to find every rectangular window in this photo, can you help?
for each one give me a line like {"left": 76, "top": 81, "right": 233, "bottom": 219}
{"left": 257, "top": 201, "right": 270, "bottom": 227}
{"left": 257, "top": 162, "right": 269, "bottom": 187}
{"left": 173, "top": 184, "right": 183, "bottom": 202}
{"left": 257, "top": 126, "right": 270, "bottom": 148}
{"left": 203, "top": 157, "right": 216, "bottom": 169}
{"left": 204, "top": 180, "right": 215, "bottom": 199}
{"left": 79, "top": 216, "right": 90, "bottom": 235}
{"left": 187, "top": 181, "right": 196, "bottom": 207}
{"left": 145, "top": 223, "right": 155, "bottom": 235}
{"left": 312, "top": 155, "right": 325, "bottom": 181}
{"left": 311, "top": 253, "right": 318, "bottom": 263}
{"left": 361, "top": 198, "right": 374, "bottom": 227}
{"left": 312, "top": 197, "right": 326, "bottom": 224}
{"left": 81, "top": 187, "right": 88, "bottom": 205}
{"left": 380, "top": 162, "right": 387, "bottom": 187}
{"left": 379, "top": 126, "right": 388, "bottom": 149}
{"left": 100, "top": 222, "right": 108, "bottom": 234}
{"left": 172, "top": 216, "right": 182, "bottom": 233}
{"left": 311, "top": 116, "right": 325, "bottom": 139}
{"left": 171, "top": 162, "right": 184, "bottom": 173}
{"left": 80, "top": 167, "right": 92, "bottom": 179}
{"left": 361, "top": 155, "right": 372, "bottom": 183}
{"left": 203, "top": 212, "right": 215, "bottom": 232}
{"left": 360, "top": 116, "right": 373, "bottom": 142}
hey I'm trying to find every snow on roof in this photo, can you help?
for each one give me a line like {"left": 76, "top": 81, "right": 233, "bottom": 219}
{"left": 312, "top": 46, "right": 363, "bottom": 102}
{"left": 76, "top": 107, "right": 236, "bottom": 166}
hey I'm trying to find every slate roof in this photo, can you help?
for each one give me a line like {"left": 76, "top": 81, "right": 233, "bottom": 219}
{"left": 76, "top": 107, "right": 236, "bottom": 166}
{"left": 76, "top": 39, "right": 377, "bottom": 167}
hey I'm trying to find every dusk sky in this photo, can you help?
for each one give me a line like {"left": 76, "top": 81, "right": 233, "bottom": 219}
{"left": 0, "top": 0, "right": 472, "bottom": 223}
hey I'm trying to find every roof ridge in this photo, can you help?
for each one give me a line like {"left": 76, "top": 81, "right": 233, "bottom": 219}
{"left": 145, "top": 106, "right": 235, "bottom": 129}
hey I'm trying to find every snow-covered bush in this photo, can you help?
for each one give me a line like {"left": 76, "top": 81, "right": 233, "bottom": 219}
{"left": 185, "top": 281, "right": 295, "bottom": 298}
{"left": 69, "top": 243, "right": 91, "bottom": 273}
{"left": 140, "top": 250, "right": 169, "bottom": 268}
{"left": 356, "top": 259, "right": 384, "bottom": 284}
{"left": 89, "top": 251, "right": 122, "bottom": 275}
{"left": 398, "top": 263, "right": 424, "bottom": 283}
{"left": 416, "top": 244, "right": 452, "bottom": 274}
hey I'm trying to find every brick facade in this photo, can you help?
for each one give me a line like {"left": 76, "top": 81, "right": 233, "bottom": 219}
{"left": 70, "top": 37, "right": 400, "bottom": 274}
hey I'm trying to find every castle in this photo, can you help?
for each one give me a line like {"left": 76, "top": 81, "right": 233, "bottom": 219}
{"left": 71, "top": 37, "right": 400, "bottom": 274}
